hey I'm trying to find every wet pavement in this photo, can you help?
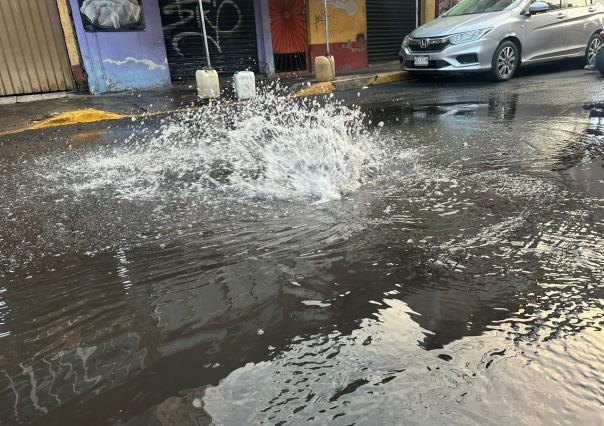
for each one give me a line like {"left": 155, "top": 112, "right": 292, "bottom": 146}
{"left": 1, "top": 65, "right": 604, "bottom": 425}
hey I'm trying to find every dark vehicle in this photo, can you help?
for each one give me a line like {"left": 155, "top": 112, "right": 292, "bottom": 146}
{"left": 595, "top": 30, "right": 604, "bottom": 75}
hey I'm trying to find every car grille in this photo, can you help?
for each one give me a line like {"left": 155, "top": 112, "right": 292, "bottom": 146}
{"left": 408, "top": 37, "right": 450, "bottom": 52}
{"left": 456, "top": 53, "right": 479, "bottom": 64}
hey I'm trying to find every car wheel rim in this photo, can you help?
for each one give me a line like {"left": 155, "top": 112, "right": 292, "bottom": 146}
{"left": 588, "top": 37, "right": 602, "bottom": 64}
{"left": 497, "top": 46, "right": 516, "bottom": 79}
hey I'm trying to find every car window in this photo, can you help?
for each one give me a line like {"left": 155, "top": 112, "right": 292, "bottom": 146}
{"left": 540, "top": 0, "right": 562, "bottom": 10}
{"left": 443, "top": 0, "right": 517, "bottom": 16}
{"left": 566, "top": 0, "right": 590, "bottom": 7}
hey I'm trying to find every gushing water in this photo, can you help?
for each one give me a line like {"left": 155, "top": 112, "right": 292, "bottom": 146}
{"left": 41, "top": 92, "right": 383, "bottom": 202}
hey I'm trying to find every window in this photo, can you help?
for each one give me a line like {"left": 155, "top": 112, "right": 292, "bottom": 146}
{"left": 444, "top": 0, "right": 518, "bottom": 16}
{"left": 542, "top": 0, "right": 562, "bottom": 10}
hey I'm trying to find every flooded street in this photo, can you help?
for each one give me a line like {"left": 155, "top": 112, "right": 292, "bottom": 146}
{"left": 1, "top": 70, "right": 603, "bottom": 425}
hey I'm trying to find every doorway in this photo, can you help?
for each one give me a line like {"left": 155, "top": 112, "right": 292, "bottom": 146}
{"left": 366, "top": 0, "right": 418, "bottom": 64}
{"left": 269, "top": 0, "right": 309, "bottom": 73}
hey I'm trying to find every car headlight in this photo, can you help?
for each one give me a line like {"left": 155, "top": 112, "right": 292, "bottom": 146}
{"left": 402, "top": 35, "right": 410, "bottom": 49}
{"left": 448, "top": 28, "right": 492, "bottom": 45}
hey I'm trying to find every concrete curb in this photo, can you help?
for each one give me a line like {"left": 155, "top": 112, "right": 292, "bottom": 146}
{"left": 293, "top": 71, "right": 410, "bottom": 97}
{"left": 0, "top": 72, "right": 410, "bottom": 136}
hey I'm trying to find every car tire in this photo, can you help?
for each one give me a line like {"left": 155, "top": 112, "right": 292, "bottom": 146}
{"left": 490, "top": 41, "right": 519, "bottom": 82}
{"left": 585, "top": 33, "right": 602, "bottom": 67}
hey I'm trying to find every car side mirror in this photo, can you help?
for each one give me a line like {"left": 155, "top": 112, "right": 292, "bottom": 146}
{"left": 528, "top": 1, "right": 549, "bottom": 15}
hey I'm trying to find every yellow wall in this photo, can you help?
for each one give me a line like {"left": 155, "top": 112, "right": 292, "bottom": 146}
{"left": 422, "top": 0, "right": 437, "bottom": 24}
{"left": 308, "top": 0, "right": 367, "bottom": 45}
{"left": 56, "top": 0, "right": 81, "bottom": 67}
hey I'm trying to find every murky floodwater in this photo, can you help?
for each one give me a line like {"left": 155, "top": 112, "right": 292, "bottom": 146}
{"left": 0, "top": 88, "right": 603, "bottom": 425}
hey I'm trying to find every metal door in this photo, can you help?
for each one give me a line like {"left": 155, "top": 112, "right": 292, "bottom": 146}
{"left": 565, "top": 0, "right": 599, "bottom": 56}
{"left": 159, "top": 0, "right": 259, "bottom": 81}
{"left": 0, "top": 0, "right": 74, "bottom": 96}
{"left": 524, "top": 0, "right": 569, "bottom": 61}
{"left": 269, "top": 0, "right": 308, "bottom": 73}
{"left": 366, "top": 0, "right": 418, "bottom": 63}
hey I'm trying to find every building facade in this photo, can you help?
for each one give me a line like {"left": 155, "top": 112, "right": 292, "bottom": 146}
{"left": 0, "top": 0, "right": 436, "bottom": 96}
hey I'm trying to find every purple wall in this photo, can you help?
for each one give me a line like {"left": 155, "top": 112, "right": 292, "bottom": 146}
{"left": 253, "top": 0, "right": 274, "bottom": 75}
{"left": 69, "top": 0, "right": 171, "bottom": 94}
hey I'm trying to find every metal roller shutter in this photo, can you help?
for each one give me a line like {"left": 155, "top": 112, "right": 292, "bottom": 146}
{"left": 159, "top": 0, "right": 258, "bottom": 81}
{"left": 366, "top": 0, "right": 418, "bottom": 63}
{"left": 0, "top": 0, "right": 74, "bottom": 96}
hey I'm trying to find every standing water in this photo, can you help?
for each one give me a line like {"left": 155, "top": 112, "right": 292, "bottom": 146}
{"left": 0, "top": 87, "right": 603, "bottom": 425}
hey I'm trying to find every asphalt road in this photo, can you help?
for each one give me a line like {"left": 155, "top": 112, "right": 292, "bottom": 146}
{"left": 0, "top": 60, "right": 603, "bottom": 425}
{"left": 336, "top": 60, "right": 603, "bottom": 110}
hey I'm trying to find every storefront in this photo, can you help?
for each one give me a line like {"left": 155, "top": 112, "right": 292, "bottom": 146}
{"left": 267, "top": 0, "right": 424, "bottom": 73}
{"left": 366, "top": 0, "right": 418, "bottom": 63}
{"left": 68, "top": 0, "right": 171, "bottom": 93}
{"left": 158, "top": 0, "right": 260, "bottom": 81}
{"left": 60, "top": 0, "right": 432, "bottom": 93}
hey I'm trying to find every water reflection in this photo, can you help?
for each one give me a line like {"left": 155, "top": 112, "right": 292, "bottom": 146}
{"left": 368, "top": 93, "right": 520, "bottom": 127}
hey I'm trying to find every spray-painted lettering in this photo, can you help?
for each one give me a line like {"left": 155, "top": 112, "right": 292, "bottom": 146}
{"left": 161, "top": 0, "right": 243, "bottom": 57}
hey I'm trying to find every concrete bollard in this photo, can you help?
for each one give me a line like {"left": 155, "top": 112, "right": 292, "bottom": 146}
{"left": 233, "top": 71, "right": 256, "bottom": 100}
{"left": 196, "top": 69, "right": 220, "bottom": 99}
{"left": 314, "top": 55, "right": 335, "bottom": 82}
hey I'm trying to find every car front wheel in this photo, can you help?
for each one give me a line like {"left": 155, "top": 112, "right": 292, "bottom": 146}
{"left": 586, "top": 33, "right": 602, "bottom": 66}
{"left": 490, "top": 41, "right": 519, "bottom": 82}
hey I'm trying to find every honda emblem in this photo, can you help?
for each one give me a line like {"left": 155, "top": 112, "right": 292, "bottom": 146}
{"left": 420, "top": 39, "right": 428, "bottom": 48}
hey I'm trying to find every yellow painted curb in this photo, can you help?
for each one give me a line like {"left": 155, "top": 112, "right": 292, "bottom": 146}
{"left": 0, "top": 108, "right": 127, "bottom": 136}
{"left": 372, "top": 71, "right": 409, "bottom": 85}
{"left": 30, "top": 109, "right": 126, "bottom": 129}
{"left": 293, "top": 71, "right": 409, "bottom": 98}
{"left": 292, "top": 82, "right": 334, "bottom": 98}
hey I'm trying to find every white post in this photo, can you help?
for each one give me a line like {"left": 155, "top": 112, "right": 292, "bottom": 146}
{"left": 323, "top": 0, "right": 331, "bottom": 56}
{"left": 314, "top": 0, "right": 335, "bottom": 81}
{"left": 196, "top": 0, "right": 219, "bottom": 98}
{"left": 198, "top": 0, "right": 212, "bottom": 69}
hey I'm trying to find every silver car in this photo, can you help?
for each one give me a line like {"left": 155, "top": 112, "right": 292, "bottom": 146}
{"left": 399, "top": 0, "right": 604, "bottom": 80}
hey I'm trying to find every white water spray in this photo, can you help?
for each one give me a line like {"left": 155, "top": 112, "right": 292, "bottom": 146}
{"left": 42, "top": 91, "right": 384, "bottom": 203}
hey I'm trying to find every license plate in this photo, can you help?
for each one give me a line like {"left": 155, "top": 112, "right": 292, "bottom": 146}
{"left": 414, "top": 55, "right": 430, "bottom": 67}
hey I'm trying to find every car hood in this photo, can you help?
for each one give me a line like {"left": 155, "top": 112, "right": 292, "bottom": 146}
{"left": 412, "top": 10, "right": 511, "bottom": 38}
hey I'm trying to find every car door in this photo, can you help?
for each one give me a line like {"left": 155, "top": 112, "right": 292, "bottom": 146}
{"left": 523, "top": 0, "right": 569, "bottom": 61}
{"left": 565, "top": 0, "right": 598, "bottom": 55}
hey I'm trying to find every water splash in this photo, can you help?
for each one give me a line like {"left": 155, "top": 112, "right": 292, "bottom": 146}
{"left": 41, "top": 92, "right": 382, "bottom": 203}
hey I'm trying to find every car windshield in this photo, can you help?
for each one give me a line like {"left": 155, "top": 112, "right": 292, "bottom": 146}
{"left": 443, "top": 0, "right": 517, "bottom": 16}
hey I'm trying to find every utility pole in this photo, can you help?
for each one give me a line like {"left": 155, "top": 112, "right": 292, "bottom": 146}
{"left": 323, "top": 0, "right": 331, "bottom": 56}
{"left": 198, "top": 0, "right": 212, "bottom": 69}
{"left": 195, "top": 0, "right": 219, "bottom": 98}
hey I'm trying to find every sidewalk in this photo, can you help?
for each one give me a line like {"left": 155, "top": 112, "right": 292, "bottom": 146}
{"left": 0, "top": 64, "right": 408, "bottom": 136}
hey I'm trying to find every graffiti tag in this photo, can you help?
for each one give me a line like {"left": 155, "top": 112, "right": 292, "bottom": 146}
{"left": 162, "top": 0, "right": 243, "bottom": 57}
